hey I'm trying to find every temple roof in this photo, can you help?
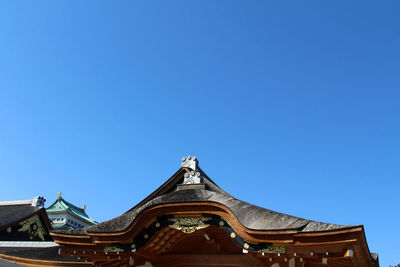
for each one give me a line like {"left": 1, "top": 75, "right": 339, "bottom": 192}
{"left": 46, "top": 195, "right": 97, "bottom": 226}
{"left": 54, "top": 156, "right": 354, "bottom": 236}
{"left": 0, "top": 197, "right": 47, "bottom": 229}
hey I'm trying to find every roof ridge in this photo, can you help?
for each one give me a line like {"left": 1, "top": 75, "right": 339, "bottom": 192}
{"left": 0, "top": 197, "right": 45, "bottom": 207}
{"left": 59, "top": 198, "right": 85, "bottom": 212}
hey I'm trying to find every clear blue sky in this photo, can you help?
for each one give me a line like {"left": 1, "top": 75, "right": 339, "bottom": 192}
{"left": 0, "top": 1, "right": 399, "bottom": 265}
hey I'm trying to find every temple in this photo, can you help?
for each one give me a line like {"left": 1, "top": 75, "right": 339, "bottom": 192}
{"left": 0, "top": 156, "right": 379, "bottom": 266}
{"left": 46, "top": 193, "right": 97, "bottom": 230}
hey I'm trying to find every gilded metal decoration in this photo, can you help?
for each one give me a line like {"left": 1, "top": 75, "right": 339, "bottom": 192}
{"left": 168, "top": 216, "right": 211, "bottom": 234}
{"left": 6, "top": 227, "right": 11, "bottom": 233}
{"left": 244, "top": 243, "right": 249, "bottom": 249}
{"left": 155, "top": 222, "right": 160, "bottom": 228}
{"left": 219, "top": 221, "right": 224, "bottom": 226}
{"left": 230, "top": 232, "right": 236, "bottom": 238}
{"left": 18, "top": 215, "right": 46, "bottom": 240}
{"left": 258, "top": 246, "right": 286, "bottom": 254}
{"left": 144, "top": 233, "right": 149, "bottom": 239}
{"left": 104, "top": 246, "right": 124, "bottom": 253}
{"left": 131, "top": 243, "right": 136, "bottom": 249}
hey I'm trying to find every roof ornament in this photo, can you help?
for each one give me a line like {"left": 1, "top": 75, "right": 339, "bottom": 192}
{"left": 31, "top": 196, "right": 46, "bottom": 207}
{"left": 57, "top": 192, "right": 62, "bottom": 199}
{"left": 181, "top": 155, "right": 198, "bottom": 170}
{"left": 181, "top": 156, "right": 203, "bottom": 184}
{"left": 83, "top": 204, "right": 86, "bottom": 211}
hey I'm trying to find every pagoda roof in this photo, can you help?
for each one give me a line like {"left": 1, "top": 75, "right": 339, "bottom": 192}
{"left": 46, "top": 196, "right": 97, "bottom": 225}
{"left": 54, "top": 157, "right": 353, "bottom": 236}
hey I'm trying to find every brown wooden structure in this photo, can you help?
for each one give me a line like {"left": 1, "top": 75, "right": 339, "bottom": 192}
{"left": 0, "top": 157, "right": 379, "bottom": 267}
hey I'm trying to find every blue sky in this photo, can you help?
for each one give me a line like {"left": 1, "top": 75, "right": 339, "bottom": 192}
{"left": 0, "top": 1, "right": 399, "bottom": 265}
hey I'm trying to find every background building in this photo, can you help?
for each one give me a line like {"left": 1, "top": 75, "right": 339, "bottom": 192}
{"left": 46, "top": 193, "right": 97, "bottom": 230}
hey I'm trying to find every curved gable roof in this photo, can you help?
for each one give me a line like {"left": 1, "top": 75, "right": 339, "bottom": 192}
{"left": 53, "top": 166, "right": 351, "bottom": 236}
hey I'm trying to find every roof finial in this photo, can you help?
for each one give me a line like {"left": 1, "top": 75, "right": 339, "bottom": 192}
{"left": 181, "top": 155, "right": 198, "bottom": 170}
{"left": 83, "top": 204, "right": 86, "bottom": 211}
{"left": 57, "top": 192, "right": 62, "bottom": 199}
{"left": 31, "top": 196, "right": 46, "bottom": 207}
{"left": 181, "top": 156, "right": 203, "bottom": 184}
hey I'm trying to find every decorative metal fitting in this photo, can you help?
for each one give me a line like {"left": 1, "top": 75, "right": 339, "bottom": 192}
{"left": 168, "top": 216, "right": 211, "bottom": 234}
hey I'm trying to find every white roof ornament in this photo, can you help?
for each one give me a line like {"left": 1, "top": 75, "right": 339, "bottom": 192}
{"left": 31, "top": 196, "right": 46, "bottom": 207}
{"left": 181, "top": 156, "right": 203, "bottom": 184}
{"left": 183, "top": 171, "right": 203, "bottom": 184}
{"left": 181, "top": 155, "right": 198, "bottom": 170}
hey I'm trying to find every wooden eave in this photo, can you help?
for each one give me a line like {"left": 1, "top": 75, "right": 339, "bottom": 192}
{"left": 0, "top": 252, "right": 90, "bottom": 266}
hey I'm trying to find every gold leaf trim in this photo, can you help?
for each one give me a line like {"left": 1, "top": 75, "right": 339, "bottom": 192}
{"left": 168, "top": 216, "right": 211, "bottom": 234}
{"left": 104, "top": 246, "right": 124, "bottom": 253}
{"left": 258, "top": 246, "right": 286, "bottom": 254}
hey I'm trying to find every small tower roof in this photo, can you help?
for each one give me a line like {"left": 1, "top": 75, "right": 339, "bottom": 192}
{"left": 46, "top": 195, "right": 97, "bottom": 225}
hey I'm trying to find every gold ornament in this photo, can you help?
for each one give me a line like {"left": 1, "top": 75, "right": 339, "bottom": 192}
{"left": 104, "top": 246, "right": 124, "bottom": 253}
{"left": 168, "top": 216, "right": 211, "bottom": 234}
{"left": 18, "top": 215, "right": 46, "bottom": 241}
{"left": 258, "top": 246, "right": 286, "bottom": 254}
